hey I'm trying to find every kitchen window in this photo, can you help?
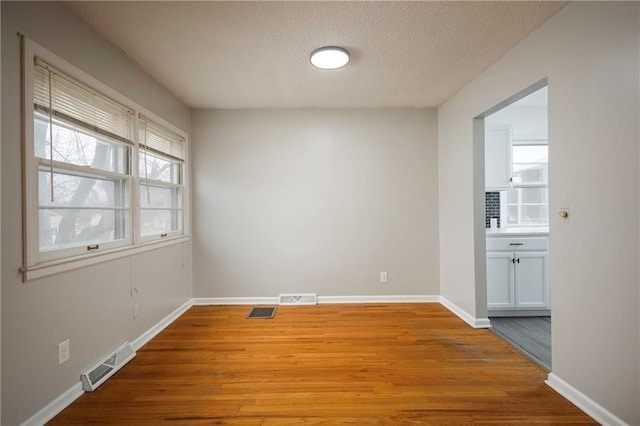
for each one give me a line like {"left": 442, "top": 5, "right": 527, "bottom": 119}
{"left": 22, "top": 39, "right": 188, "bottom": 280}
{"left": 505, "top": 142, "right": 548, "bottom": 226}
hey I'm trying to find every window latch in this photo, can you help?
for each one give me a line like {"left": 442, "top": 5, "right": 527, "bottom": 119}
{"left": 87, "top": 244, "right": 99, "bottom": 251}
{"left": 160, "top": 233, "right": 168, "bottom": 238}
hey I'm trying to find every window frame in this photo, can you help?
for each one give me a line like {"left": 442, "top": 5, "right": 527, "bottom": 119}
{"left": 33, "top": 110, "right": 134, "bottom": 262}
{"left": 21, "top": 38, "right": 190, "bottom": 282}
{"left": 137, "top": 115, "right": 186, "bottom": 243}
{"left": 502, "top": 139, "right": 549, "bottom": 228}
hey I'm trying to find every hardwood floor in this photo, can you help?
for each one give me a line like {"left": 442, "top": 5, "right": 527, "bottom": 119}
{"left": 490, "top": 316, "right": 552, "bottom": 371}
{"left": 50, "top": 304, "right": 595, "bottom": 424}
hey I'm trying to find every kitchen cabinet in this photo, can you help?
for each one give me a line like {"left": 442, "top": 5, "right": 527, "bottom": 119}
{"left": 485, "top": 124, "right": 512, "bottom": 191}
{"left": 486, "top": 236, "right": 549, "bottom": 313}
{"left": 514, "top": 252, "right": 549, "bottom": 308}
{"left": 487, "top": 252, "right": 515, "bottom": 308}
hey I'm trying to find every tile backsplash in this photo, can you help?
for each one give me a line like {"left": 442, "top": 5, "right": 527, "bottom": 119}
{"left": 485, "top": 192, "right": 500, "bottom": 228}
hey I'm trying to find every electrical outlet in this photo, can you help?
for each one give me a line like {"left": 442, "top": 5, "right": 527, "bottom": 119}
{"left": 380, "top": 272, "right": 388, "bottom": 283}
{"left": 133, "top": 304, "right": 139, "bottom": 319}
{"left": 58, "top": 339, "right": 70, "bottom": 365}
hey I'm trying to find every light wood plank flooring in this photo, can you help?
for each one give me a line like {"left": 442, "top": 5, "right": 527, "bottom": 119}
{"left": 50, "top": 304, "right": 594, "bottom": 424}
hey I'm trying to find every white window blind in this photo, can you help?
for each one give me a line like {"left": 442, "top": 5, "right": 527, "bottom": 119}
{"left": 138, "top": 114, "right": 185, "bottom": 161}
{"left": 33, "top": 57, "right": 134, "bottom": 145}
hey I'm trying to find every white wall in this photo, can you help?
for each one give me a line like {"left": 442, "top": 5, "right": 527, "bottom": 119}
{"left": 439, "top": 2, "right": 639, "bottom": 424}
{"left": 486, "top": 104, "right": 547, "bottom": 141}
{"left": 192, "top": 109, "right": 439, "bottom": 299}
{"left": 1, "top": 2, "right": 193, "bottom": 424}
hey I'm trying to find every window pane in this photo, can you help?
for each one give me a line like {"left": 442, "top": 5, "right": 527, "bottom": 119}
{"left": 521, "top": 187, "right": 548, "bottom": 203}
{"left": 139, "top": 184, "right": 180, "bottom": 209}
{"left": 39, "top": 170, "right": 127, "bottom": 208}
{"left": 139, "top": 150, "right": 181, "bottom": 184}
{"left": 521, "top": 205, "right": 548, "bottom": 225}
{"left": 507, "top": 205, "right": 549, "bottom": 226}
{"left": 39, "top": 208, "right": 128, "bottom": 251}
{"left": 512, "top": 164, "right": 547, "bottom": 184}
{"left": 140, "top": 209, "right": 182, "bottom": 237}
{"left": 506, "top": 187, "right": 549, "bottom": 227}
{"left": 35, "top": 113, "right": 129, "bottom": 174}
{"left": 511, "top": 145, "right": 548, "bottom": 185}
{"left": 512, "top": 145, "right": 547, "bottom": 163}
{"left": 507, "top": 187, "right": 548, "bottom": 204}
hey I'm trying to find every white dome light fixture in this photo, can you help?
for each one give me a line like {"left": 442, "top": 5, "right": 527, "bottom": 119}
{"left": 310, "top": 46, "right": 350, "bottom": 70}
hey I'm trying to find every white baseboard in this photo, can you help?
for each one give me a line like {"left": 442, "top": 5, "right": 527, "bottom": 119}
{"left": 192, "top": 297, "right": 279, "bottom": 305}
{"left": 132, "top": 299, "right": 194, "bottom": 351}
{"left": 21, "top": 382, "right": 84, "bottom": 426}
{"left": 546, "top": 373, "right": 627, "bottom": 426}
{"left": 440, "top": 296, "right": 491, "bottom": 329}
{"left": 318, "top": 295, "right": 440, "bottom": 304}
{"left": 193, "top": 295, "right": 440, "bottom": 305}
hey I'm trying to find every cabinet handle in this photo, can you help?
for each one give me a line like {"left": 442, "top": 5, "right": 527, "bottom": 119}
{"left": 511, "top": 257, "right": 521, "bottom": 264}
{"left": 87, "top": 244, "right": 99, "bottom": 251}
{"left": 509, "top": 243, "right": 524, "bottom": 246}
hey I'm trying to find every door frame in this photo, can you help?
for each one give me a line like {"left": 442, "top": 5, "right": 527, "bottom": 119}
{"left": 472, "top": 78, "right": 549, "bottom": 320}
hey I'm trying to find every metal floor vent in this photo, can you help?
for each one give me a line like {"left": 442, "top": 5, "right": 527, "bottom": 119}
{"left": 81, "top": 342, "right": 136, "bottom": 391}
{"left": 247, "top": 306, "right": 277, "bottom": 319}
{"left": 279, "top": 293, "right": 317, "bottom": 305}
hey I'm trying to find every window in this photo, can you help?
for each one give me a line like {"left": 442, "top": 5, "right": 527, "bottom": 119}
{"left": 505, "top": 143, "right": 548, "bottom": 227}
{"left": 32, "top": 58, "right": 134, "bottom": 262}
{"left": 138, "top": 115, "right": 185, "bottom": 240}
{"left": 23, "top": 40, "right": 188, "bottom": 277}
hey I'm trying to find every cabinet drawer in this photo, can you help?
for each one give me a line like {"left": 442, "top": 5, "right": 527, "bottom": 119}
{"left": 486, "top": 237, "right": 548, "bottom": 251}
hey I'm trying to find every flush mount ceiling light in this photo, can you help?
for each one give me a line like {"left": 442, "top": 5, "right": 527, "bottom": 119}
{"left": 310, "top": 46, "right": 350, "bottom": 70}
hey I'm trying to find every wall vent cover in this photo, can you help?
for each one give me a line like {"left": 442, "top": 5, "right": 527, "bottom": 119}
{"left": 81, "top": 341, "right": 136, "bottom": 391}
{"left": 279, "top": 293, "right": 317, "bottom": 305}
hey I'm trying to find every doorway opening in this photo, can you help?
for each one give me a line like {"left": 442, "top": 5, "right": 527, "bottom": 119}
{"left": 481, "top": 82, "right": 550, "bottom": 370}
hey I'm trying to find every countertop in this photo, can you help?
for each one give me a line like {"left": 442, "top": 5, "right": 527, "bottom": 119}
{"left": 486, "top": 227, "right": 549, "bottom": 237}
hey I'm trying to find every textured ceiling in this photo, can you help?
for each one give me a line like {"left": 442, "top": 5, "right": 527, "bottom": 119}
{"left": 64, "top": 1, "right": 567, "bottom": 109}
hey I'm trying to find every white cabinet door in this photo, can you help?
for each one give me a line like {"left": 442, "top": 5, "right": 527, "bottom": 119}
{"left": 486, "top": 252, "right": 515, "bottom": 309}
{"left": 514, "top": 251, "right": 549, "bottom": 309}
{"left": 485, "top": 125, "right": 512, "bottom": 191}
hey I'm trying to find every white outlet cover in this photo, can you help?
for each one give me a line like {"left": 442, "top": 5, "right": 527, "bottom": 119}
{"left": 58, "top": 339, "right": 70, "bottom": 365}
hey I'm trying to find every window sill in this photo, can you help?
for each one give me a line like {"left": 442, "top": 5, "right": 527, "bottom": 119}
{"left": 21, "top": 235, "right": 191, "bottom": 282}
